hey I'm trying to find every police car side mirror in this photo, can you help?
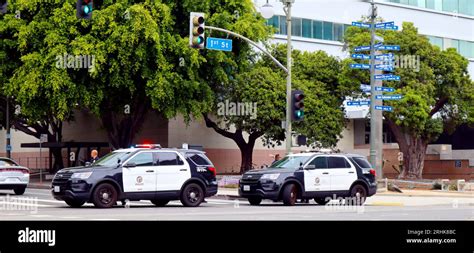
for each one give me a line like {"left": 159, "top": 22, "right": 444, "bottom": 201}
{"left": 85, "top": 162, "right": 91, "bottom": 167}
{"left": 124, "top": 162, "right": 136, "bottom": 168}
{"left": 305, "top": 164, "right": 316, "bottom": 170}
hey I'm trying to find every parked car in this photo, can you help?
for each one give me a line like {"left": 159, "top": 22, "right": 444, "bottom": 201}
{"left": 239, "top": 152, "right": 377, "bottom": 206}
{"left": 0, "top": 157, "right": 30, "bottom": 195}
{"left": 52, "top": 144, "right": 218, "bottom": 208}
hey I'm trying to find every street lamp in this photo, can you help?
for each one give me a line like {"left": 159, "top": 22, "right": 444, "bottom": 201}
{"left": 260, "top": 1, "right": 274, "bottom": 19}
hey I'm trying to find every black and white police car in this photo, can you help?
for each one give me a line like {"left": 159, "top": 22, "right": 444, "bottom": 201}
{"left": 239, "top": 152, "right": 377, "bottom": 206}
{"left": 52, "top": 145, "right": 218, "bottom": 208}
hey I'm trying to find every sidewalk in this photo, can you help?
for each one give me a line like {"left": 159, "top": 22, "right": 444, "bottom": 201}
{"left": 216, "top": 187, "right": 474, "bottom": 206}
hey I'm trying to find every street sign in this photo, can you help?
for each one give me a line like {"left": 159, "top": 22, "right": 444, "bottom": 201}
{"left": 40, "top": 134, "right": 48, "bottom": 143}
{"left": 206, "top": 37, "right": 232, "bottom": 52}
{"left": 347, "top": 100, "right": 370, "bottom": 106}
{"left": 6, "top": 144, "right": 11, "bottom": 151}
{"left": 374, "top": 74, "right": 400, "bottom": 81}
{"left": 350, "top": 63, "right": 371, "bottom": 69}
{"left": 351, "top": 54, "right": 371, "bottom": 60}
{"left": 375, "top": 64, "right": 394, "bottom": 71}
{"left": 374, "top": 34, "right": 384, "bottom": 42}
{"left": 351, "top": 21, "right": 371, "bottom": 28}
{"left": 376, "top": 45, "right": 400, "bottom": 51}
{"left": 360, "top": 84, "right": 371, "bottom": 92}
{"left": 354, "top": 45, "right": 371, "bottom": 52}
{"left": 375, "top": 53, "right": 394, "bottom": 61}
{"left": 375, "top": 21, "right": 394, "bottom": 28}
{"left": 375, "top": 105, "right": 393, "bottom": 112}
{"left": 375, "top": 95, "right": 402, "bottom": 100}
{"left": 375, "top": 86, "right": 395, "bottom": 92}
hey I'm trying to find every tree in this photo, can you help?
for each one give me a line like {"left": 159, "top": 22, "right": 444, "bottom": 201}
{"left": 0, "top": 0, "right": 97, "bottom": 172}
{"left": 344, "top": 21, "right": 474, "bottom": 179}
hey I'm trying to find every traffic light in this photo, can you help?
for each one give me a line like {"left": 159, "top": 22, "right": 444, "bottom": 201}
{"left": 0, "top": 0, "right": 7, "bottom": 15}
{"left": 291, "top": 90, "right": 305, "bottom": 121}
{"left": 76, "top": 0, "right": 93, "bottom": 19}
{"left": 189, "top": 12, "right": 205, "bottom": 49}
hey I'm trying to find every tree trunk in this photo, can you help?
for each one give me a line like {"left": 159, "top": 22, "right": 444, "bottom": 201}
{"left": 387, "top": 119, "right": 428, "bottom": 179}
{"left": 203, "top": 114, "right": 262, "bottom": 174}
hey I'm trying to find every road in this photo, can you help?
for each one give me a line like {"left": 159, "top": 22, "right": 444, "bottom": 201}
{"left": 0, "top": 188, "right": 472, "bottom": 220}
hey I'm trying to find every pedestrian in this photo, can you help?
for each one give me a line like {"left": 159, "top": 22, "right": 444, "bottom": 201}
{"left": 271, "top": 154, "right": 281, "bottom": 166}
{"left": 90, "top": 150, "right": 100, "bottom": 164}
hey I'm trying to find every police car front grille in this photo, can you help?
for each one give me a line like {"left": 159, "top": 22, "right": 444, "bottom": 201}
{"left": 240, "top": 174, "right": 262, "bottom": 183}
{"left": 52, "top": 172, "right": 73, "bottom": 185}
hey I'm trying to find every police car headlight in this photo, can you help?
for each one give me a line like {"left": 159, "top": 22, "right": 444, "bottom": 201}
{"left": 71, "top": 172, "right": 93, "bottom": 179}
{"left": 261, "top": 173, "right": 280, "bottom": 180}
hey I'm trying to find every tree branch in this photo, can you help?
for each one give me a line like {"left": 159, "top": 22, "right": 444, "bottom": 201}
{"left": 429, "top": 97, "right": 448, "bottom": 117}
{"left": 203, "top": 113, "right": 237, "bottom": 140}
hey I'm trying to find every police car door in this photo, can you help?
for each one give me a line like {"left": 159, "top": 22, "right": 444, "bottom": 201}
{"left": 122, "top": 151, "right": 157, "bottom": 192}
{"left": 303, "top": 156, "right": 331, "bottom": 192}
{"left": 155, "top": 152, "right": 190, "bottom": 191}
{"left": 327, "top": 156, "right": 357, "bottom": 191}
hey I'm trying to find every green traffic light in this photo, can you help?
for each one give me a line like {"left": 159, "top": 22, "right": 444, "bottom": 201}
{"left": 84, "top": 5, "right": 90, "bottom": 14}
{"left": 295, "top": 110, "right": 304, "bottom": 119}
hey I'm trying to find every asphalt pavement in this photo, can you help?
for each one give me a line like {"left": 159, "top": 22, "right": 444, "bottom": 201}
{"left": 0, "top": 188, "right": 472, "bottom": 220}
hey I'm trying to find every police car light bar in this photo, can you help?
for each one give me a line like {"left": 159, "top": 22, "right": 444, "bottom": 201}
{"left": 135, "top": 144, "right": 161, "bottom": 149}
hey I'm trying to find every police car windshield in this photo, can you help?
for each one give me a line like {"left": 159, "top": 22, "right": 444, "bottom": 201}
{"left": 94, "top": 152, "right": 131, "bottom": 167}
{"left": 271, "top": 155, "right": 310, "bottom": 169}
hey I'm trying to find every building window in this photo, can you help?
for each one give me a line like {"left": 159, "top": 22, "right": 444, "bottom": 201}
{"left": 279, "top": 15, "right": 287, "bottom": 35}
{"left": 323, "top": 21, "right": 333, "bottom": 40}
{"left": 459, "top": 40, "right": 474, "bottom": 59}
{"left": 442, "top": 0, "right": 459, "bottom": 13}
{"left": 312, "top": 20, "right": 323, "bottom": 39}
{"left": 459, "top": 0, "right": 474, "bottom": 16}
{"left": 302, "top": 19, "right": 312, "bottom": 38}
{"left": 447, "top": 39, "right": 460, "bottom": 52}
{"left": 333, "top": 23, "right": 344, "bottom": 42}
{"left": 427, "top": 35, "right": 444, "bottom": 49}
{"left": 292, "top": 18, "right": 302, "bottom": 37}
{"left": 267, "top": 16, "right": 280, "bottom": 33}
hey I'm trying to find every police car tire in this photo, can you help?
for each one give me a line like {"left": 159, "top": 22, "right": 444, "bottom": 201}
{"left": 282, "top": 184, "right": 298, "bottom": 206}
{"left": 248, "top": 197, "right": 262, "bottom": 205}
{"left": 151, "top": 200, "right": 169, "bottom": 207}
{"left": 350, "top": 184, "right": 367, "bottom": 205}
{"left": 65, "top": 199, "right": 85, "bottom": 208}
{"left": 14, "top": 187, "right": 26, "bottom": 195}
{"left": 92, "top": 183, "right": 118, "bottom": 208}
{"left": 180, "top": 183, "right": 204, "bottom": 207}
{"left": 314, "top": 197, "right": 330, "bottom": 205}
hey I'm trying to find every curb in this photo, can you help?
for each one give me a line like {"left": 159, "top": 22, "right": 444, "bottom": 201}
{"left": 27, "top": 183, "right": 51, "bottom": 190}
{"left": 368, "top": 201, "right": 404, "bottom": 206}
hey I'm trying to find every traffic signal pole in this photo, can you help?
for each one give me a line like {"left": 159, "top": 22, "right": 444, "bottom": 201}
{"left": 283, "top": 0, "right": 294, "bottom": 155}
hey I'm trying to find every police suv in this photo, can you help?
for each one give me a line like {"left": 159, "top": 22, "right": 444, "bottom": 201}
{"left": 239, "top": 152, "right": 377, "bottom": 206}
{"left": 52, "top": 145, "right": 218, "bottom": 208}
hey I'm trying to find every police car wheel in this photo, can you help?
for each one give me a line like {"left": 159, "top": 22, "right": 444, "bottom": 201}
{"left": 314, "top": 197, "right": 330, "bottom": 205}
{"left": 180, "top": 183, "right": 204, "bottom": 207}
{"left": 65, "top": 199, "right": 85, "bottom": 208}
{"left": 248, "top": 197, "right": 262, "bottom": 206}
{"left": 282, "top": 184, "right": 298, "bottom": 206}
{"left": 151, "top": 200, "right": 169, "bottom": 207}
{"left": 92, "top": 183, "right": 118, "bottom": 208}
{"left": 350, "top": 184, "right": 367, "bottom": 205}
{"left": 14, "top": 187, "right": 26, "bottom": 195}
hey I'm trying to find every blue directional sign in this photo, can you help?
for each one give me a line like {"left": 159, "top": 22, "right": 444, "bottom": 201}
{"left": 375, "top": 53, "right": 394, "bottom": 60}
{"left": 375, "top": 74, "right": 400, "bottom": 81}
{"left": 375, "top": 21, "right": 394, "bottom": 28}
{"left": 354, "top": 45, "right": 371, "bottom": 52}
{"left": 5, "top": 144, "right": 11, "bottom": 151}
{"left": 350, "top": 63, "right": 371, "bottom": 69}
{"left": 375, "top": 105, "right": 393, "bottom": 112}
{"left": 360, "top": 84, "right": 371, "bottom": 92}
{"left": 351, "top": 54, "right": 371, "bottom": 60}
{"left": 352, "top": 21, "right": 371, "bottom": 28}
{"left": 376, "top": 45, "right": 400, "bottom": 51}
{"left": 375, "top": 95, "right": 402, "bottom": 100}
{"left": 375, "top": 86, "right": 395, "bottom": 92}
{"left": 375, "top": 64, "right": 394, "bottom": 71}
{"left": 347, "top": 101, "right": 371, "bottom": 106}
{"left": 206, "top": 37, "right": 232, "bottom": 52}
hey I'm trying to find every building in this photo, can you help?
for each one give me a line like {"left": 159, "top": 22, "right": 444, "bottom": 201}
{"left": 1, "top": 0, "right": 473, "bottom": 179}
